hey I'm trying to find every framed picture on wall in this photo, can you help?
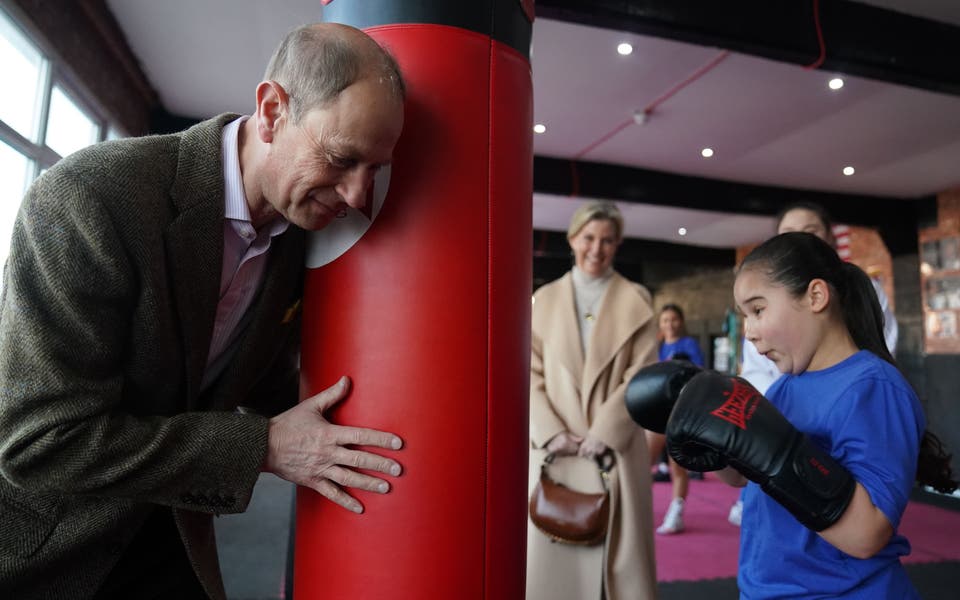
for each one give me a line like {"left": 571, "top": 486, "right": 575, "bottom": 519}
{"left": 919, "top": 228, "right": 960, "bottom": 353}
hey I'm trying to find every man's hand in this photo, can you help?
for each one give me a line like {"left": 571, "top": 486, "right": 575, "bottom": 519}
{"left": 263, "top": 376, "right": 403, "bottom": 513}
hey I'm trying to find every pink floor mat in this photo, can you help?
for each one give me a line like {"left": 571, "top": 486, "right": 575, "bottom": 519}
{"left": 652, "top": 474, "right": 960, "bottom": 583}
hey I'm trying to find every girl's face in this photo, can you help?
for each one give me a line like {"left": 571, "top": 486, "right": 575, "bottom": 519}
{"left": 734, "top": 267, "right": 823, "bottom": 375}
{"left": 659, "top": 310, "right": 683, "bottom": 343}
{"left": 569, "top": 218, "right": 620, "bottom": 277}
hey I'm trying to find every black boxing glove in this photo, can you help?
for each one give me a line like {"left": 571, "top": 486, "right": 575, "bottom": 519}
{"left": 666, "top": 371, "right": 856, "bottom": 532}
{"left": 624, "top": 360, "right": 701, "bottom": 434}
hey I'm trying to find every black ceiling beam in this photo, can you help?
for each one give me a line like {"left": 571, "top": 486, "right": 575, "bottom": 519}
{"left": 534, "top": 155, "right": 924, "bottom": 255}
{"left": 535, "top": 0, "right": 960, "bottom": 97}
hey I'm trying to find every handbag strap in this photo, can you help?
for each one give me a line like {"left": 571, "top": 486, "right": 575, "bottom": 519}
{"left": 543, "top": 450, "right": 613, "bottom": 490}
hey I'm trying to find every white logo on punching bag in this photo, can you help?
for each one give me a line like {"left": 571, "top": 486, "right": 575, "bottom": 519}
{"left": 305, "top": 165, "right": 391, "bottom": 268}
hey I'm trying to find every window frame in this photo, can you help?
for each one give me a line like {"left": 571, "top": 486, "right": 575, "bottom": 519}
{"left": 0, "top": 2, "right": 125, "bottom": 186}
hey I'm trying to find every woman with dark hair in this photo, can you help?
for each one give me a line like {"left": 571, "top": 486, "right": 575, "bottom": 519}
{"left": 674, "top": 231, "right": 957, "bottom": 598}
{"left": 730, "top": 201, "right": 900, "bottom": 526}
{"left": 647, "top": 304, "right": 703, "bottom": 534}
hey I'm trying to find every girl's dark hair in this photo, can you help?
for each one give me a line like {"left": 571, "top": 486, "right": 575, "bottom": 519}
{"left": 740, "top": 232, "right": 889, "bottom": 362}
{"left": 740, "top": 231, "right": 957, "bottom": 493}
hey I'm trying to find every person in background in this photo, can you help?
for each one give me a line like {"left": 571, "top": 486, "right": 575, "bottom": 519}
{"left": 0, "top": 23, "right": 405, "bottom": 600}
{"left": 667, "top": 232, "right": 956, "bottom": 598}
{"left": 730, "top": 200, "right": 899, "bottom": 527}
{"left": 528, "top": 201, "right": 658, "bottom": 600}
{"left": 646, "top": 304, "right": 704, "bottom": 534}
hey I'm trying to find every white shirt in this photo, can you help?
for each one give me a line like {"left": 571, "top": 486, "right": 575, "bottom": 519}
{"left": 201, "top": 116, "right": 289, "bottom": 390}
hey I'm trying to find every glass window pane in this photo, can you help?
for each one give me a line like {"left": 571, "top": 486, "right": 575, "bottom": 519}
{"left": 0, "top": 10, "right": 46, "bottom": 141}
{"left": 106, "top": 125, "right": 126, "bottom": 141}
{"left": 46, "top": 86, "right": 99, "bottom": 158}
{"left": 0, "top": 140, "right": 31, "bottom": 271}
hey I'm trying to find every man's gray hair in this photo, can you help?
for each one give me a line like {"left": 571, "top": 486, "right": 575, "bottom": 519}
{"left": 264, "top": 24, "right": 405, "bottom": 122}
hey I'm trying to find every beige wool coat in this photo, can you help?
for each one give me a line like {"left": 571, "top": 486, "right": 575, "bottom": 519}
{"left": 528, "top": 270, "right": 659, "bottom": 600}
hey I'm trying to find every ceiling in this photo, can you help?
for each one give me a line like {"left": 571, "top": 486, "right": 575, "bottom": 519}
{"left": 105, "top": 0, "right": 960, "bottom": 249}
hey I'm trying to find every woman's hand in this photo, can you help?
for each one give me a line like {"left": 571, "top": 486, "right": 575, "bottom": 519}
{"left": 545, "top": 431, "right": 583, "bottom": 455}
{"left": 577, "top": 435, "right": 608, "bottom": 459}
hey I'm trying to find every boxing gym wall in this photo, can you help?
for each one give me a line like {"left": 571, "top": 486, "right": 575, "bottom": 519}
{"left": 296, "top": 1, "right": 534, "bottom": 599}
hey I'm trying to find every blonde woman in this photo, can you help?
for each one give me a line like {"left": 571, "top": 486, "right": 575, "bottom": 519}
{"left": 528, "top": 201, "right": 659, "bottom": 600}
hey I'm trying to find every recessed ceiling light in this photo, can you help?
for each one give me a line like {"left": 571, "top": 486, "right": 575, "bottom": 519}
{"left": 617, "top": 42, "right": 633, "bottom": 56}
{"left": 533, "top": 123, "right": 546, "bottom": 134}
{"left": 701, "top": 148, "right": 714, "bottom": 158}
{"left": 678, "top": 227, "right": 688, "bottom": 236}
{"left": 843, "top": 166, "right": 855, "bottom": 176}
{"left": 829, "top": 78, "right": 844, "bottom": 90}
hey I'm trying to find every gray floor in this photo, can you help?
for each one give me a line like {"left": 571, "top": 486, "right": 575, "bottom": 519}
{"left": 216, "top": 473, "right": 294, "bottom": 600}
{"left": 658, "top": 561, "right": 960, "bottom": 599}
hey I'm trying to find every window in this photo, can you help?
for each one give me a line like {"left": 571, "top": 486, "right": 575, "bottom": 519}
{"left": 46, "top": 85, "right": 100, "bottom": 158}
{"left": 0, "top": 139, "right": 29, "bottom": 269}
{"left": 0, "top": 11, "right": 45, "bottom": 142}
{"left": 0, "top": 6, "right": 123, "bottom": 274}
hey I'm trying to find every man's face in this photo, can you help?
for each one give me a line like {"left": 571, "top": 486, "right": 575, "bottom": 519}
{"left": 265, "top": 77, "right": 404, "bottom": 231}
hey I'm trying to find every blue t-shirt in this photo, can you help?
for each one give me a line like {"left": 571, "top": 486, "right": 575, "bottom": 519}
{"left": 738, "top": 351, "right": 925, "bottom": 599}
{"left": 659, "top": 336, "right": 704, "bottom": 367}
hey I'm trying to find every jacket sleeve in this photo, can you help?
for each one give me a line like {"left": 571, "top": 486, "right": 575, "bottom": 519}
{"left": 0, "top": 169, "right": 265, "bottom": 515}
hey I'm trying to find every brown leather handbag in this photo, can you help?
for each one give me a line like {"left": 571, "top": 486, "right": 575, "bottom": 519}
{"left": 528, "top": 451, "right": 613, "bottom": 546}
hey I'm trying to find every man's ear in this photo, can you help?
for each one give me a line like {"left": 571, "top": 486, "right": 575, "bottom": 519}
{"left": 807, "top": 278, "right": 831, "bottom": 314}
{"left": 255, "top": 80, "right": 290, "bottom": 143}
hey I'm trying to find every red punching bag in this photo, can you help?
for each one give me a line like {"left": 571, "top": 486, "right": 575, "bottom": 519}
{"left": 295, "top": 2, "right": 533, "bottom": 599}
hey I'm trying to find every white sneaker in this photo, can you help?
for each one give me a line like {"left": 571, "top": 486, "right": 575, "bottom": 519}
{"left": 656, "top": 498, "right": 684, "bottom": 534}
{"left": 727, "top": 500, "right": 743, "bottom": 527}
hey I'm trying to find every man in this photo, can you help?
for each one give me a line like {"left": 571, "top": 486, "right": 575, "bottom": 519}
{"left": 0, "top": 23, "right": 405, "bottom": 599}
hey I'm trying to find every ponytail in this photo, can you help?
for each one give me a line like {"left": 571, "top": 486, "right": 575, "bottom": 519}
{"left": 838, "top": 262, "right": 957, "bottom": 492}
{"left": 917, "top": 431, "right": 958, "bottom": 494}
{"left": 839, "top": 262, "right": 894, "bottom": 365}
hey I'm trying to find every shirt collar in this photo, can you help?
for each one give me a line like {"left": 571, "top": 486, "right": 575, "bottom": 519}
{"left": 221, "top": 116, "right": 289, "bottom": 237}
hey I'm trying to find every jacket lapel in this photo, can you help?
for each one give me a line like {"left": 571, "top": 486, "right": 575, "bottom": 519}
{"left": 164, "top": 115, "right": 237, "bottom": 408}
{"left": 554, "top": 272, "right": 585, "bottom": 383}
{"left": 581, "top": 273, "right": 653, "bottom": 402}
{"left": 205, "top": 226, "right": 305, "bottom": 409}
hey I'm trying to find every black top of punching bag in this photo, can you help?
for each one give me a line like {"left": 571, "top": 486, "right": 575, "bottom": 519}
{"left": 322, "top": 0, "right": 533, "bottom": 59}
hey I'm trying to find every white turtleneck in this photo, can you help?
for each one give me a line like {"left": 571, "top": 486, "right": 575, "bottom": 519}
{"left": 571, "top": 266, "right": 614, "bottom": 354}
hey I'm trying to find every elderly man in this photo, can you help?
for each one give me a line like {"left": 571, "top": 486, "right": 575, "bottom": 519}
{"left": 0, "top": 23, "right": 405, "bottom": 599}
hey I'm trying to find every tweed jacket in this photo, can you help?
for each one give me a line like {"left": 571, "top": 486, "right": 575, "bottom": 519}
{"left": 0, "top": 114, "right": 305, "bottom": 599}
